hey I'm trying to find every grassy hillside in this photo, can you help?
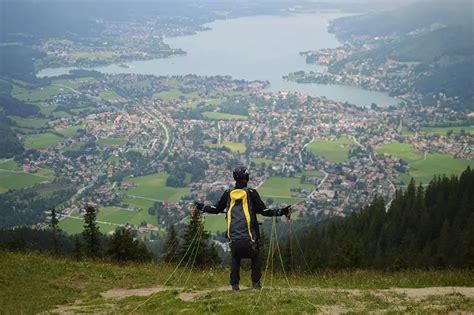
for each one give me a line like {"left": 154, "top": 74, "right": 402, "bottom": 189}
{"left": 1, "top": 252, "right": 473, "bottom": 313}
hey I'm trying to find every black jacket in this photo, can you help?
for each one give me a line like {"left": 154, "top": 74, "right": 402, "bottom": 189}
{"left": 203, "top": 182, "right": 278, "bottom": 241}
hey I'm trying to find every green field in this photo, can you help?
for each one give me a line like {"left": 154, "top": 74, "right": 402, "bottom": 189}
{"left": 3, "top": 252, "right": 473, "bottom": 314}
{"left": 206, "top": 141, "right": 246, "bottom": 153}
{"left": 376, "top": 142, "right": 423, "bottom": 163}
{"left": 153, "top": 89, "right": 199, "bottom": 101}
{"left": 203, "top": 214, "right": 227, "bottom": 233}
{"left": 23, "top": 132, "right": 63, "bottom": 149}
{"left": 11, "top": 84, "right": 67, "bottom": 102}
{"left": 97, "top": 207, "right": 136, "bottom": 225}
{"left": 121, "top": 197, "right": 155, "bottom": 210}
{"left": 99, "top": 90, "right": 123, "bottom": 102}
{"left": 202, "top": 111, "right": 248, "bottom": 120}
{"left": 55, "top": 125, "right": 84, "bottom": 137}
{"left": 52, "top": 77, "right": 97, "bottom": 89}
{"left": 376, "top": 142, "right": 474, "bottom": 184}
{"left": 401, "top": 153, "right": 474, "bottom": 184}
{"left": 308, "top": 137, "right": 355, "bottom": 163}
{"left": 10, "top": 116, "right": 50, "bottom": 129}
{"left": 123, "top": 172, "right": 190, "bottom": 202}
{"left": 98, "top": 138, "right": 128, "bottom": 146}
{"left": 0, "top": 160, "right": 21, "bottom": 171}
{"left": 0, "top": 171, "right": 47, "bottom": 193}
{"left": 301, "top": 169, "right": 325, "bottom": 178}
{"left": 59, "top": 217, "right": 117, "bottom": 234}
{"left": 421, "top": 126, "right": 474, "bottom": 136}
{"left": 258, "top": 176, "right": 314, "bottom": 205}
{"left": 251, "top": 158, "right": 285, "bottom": 165}
{"left": 69, "top": 51, "right": 116, "bottom": 61}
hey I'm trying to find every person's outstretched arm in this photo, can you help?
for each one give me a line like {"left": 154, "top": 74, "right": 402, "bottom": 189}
{"left": 196, "top": 190, "right": 229, "bottom": 214}
{"left": 249, "top": 188, "right": 290, "bottom": 217}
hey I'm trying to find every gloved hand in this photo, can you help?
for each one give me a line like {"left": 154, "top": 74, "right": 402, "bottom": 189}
{"left": 194, "top": 202, "right": 204, "bottom": 212}
{"left": 277, "top": 205, "right": 291, "bottom": 217}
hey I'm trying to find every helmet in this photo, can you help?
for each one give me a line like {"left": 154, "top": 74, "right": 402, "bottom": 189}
{"left": 233, "top": 166, "right": 249, "bottom": 182}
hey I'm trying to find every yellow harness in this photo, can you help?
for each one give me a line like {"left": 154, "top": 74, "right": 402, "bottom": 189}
{"left": 227, "top": 189, "right": 254, "bottom": 241}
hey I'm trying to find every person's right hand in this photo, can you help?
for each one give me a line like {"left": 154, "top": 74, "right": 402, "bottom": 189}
{"left": 279, "top": 205, "right": 291, "bottom": 216}
{"left": 194, "top": 202, "right": 204, "bottom": 212}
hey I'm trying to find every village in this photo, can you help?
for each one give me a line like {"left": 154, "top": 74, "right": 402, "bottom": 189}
{"left": 10, "top": 71, "right": 471, "bottom": 236}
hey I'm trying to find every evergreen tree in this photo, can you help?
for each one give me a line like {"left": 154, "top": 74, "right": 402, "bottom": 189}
{"left": 162, "top": 224, "right": 179, "bottom": 263}
{"left": 48, "top": 207, "right": 61, "bottom": 255}
{"left": 73, "top": 235, "right": 82, "bottom": 261}
{"left": 179, "top": 211, "right": 220, "bottom": 267}
{"left": 82, "top": 205, "right": 101, "bottom": 257}
{"left": 107, "top": 227, "right": 151, "bottom": 262}
{"left": 294, "top": 166, "right": 474, "bottom": 269}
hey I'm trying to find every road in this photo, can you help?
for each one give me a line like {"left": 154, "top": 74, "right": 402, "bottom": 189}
{"left": 140, "top": 107, "right": 170, "bottom": 158}
{"left": 299, "top": 137, "right": 315, "bottom": 165}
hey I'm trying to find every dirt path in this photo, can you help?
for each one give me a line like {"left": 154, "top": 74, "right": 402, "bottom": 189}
{"left": 99, "top": 285, "right": 474, "bottom": 301}
{"left": 51, "top": 285, "right": 474, "bottom": 314}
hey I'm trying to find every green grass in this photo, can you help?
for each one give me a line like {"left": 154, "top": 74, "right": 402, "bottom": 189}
{"left": 258, "top": 176, "right": 314, "bottom": 205}
{"left": 301, "top": 170, "right": 325, "bottom": 178}
{"left": 62, "top": 141, "right": 85, "bottom": 152}
{"left": 123, "top": 172, "right": 190, "bottom": 202}
{"left": 23, "top": 132, "right": 63, "bottom": 149}
{"left": 122, "top": 80, "right": 152, "bottom": 89}
{"left": 55, "top": 125, "right": 83, "bottom": 137}
{"left": 400, "top": 153, "right": 474, "bottom": 184}
{"left": 376, "top": 142, "right": 423, "bottom": 163}
{"left": 9, "top": 116, "right": 50, "bottom": 129}
{"left": 99, "top": 90, "right": 123, "bottom": 102}
{"left": 203, "top": 214, "right": 227, "bottom": 233}
{"left": 153, "top": 89, "right": 199, "bottom": 101}
{"left": 1, "top": 252, "right": 473, "bottom": 314}
{"left": 376, "top": 142, "right": 474, "bottom": 184}
{"left": 251, "top": 158, "right": 285, "bottom": 165}
{"left": 98, "top": 138, "right": 127, "bottom": 146}
{"left": 0, "top": 159, "right": 21, "bottom": 171}
{"left": 0, "top": 171, "right": 48, "bottom": 192}
{"left": 97, "top": 207, "right": 136, "bottom": 225}
{"left": 11, "top": 84, "right": 68, "bottom": 102}
{"left": 52, "top": 77, "right": 97, "bottom": 89}
{"left": 206, "top": 141, "right": 246, "bottom": 153}
{"left": 68, "top": 51, "right": 116, "bottom": 61}
{"left": 421, "top": 126, "right": 474, "bottom": 136}
{"left": 59, "top": 217, "right": 117, "bottom": 234}
{"left": 202, "top": 111, "right": 248, "bottom": 120}
{"left": 308, "top": 137, "right": 355, "bottom": 163}
{"left": 121, "top": 197, "right": 155, "bottom": 211}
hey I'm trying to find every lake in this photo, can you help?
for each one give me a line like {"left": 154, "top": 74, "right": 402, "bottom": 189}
{"left": 37, "top": 13, "right": 398, "bottom": 107}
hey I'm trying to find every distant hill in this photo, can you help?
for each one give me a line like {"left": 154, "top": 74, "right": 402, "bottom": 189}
{"left": 330, "top": 0, "right": 473, "bottom": 38}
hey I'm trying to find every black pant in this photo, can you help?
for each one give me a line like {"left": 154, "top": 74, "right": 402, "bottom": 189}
{"left": 230, "top": 240, "right": 262, "bottom": 285}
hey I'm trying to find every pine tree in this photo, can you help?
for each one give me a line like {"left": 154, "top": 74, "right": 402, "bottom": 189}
{"left": 179, "top": 211, "right": 220, "bottom": 267}
{"left": 48, "top": 207, "right": 61, "bottom": 255}
{"left": 107, "top": 227, "right": 151, "bottom": 262}
{"left": 162, "top": 224, "right": 179, "bottom": 263}
{"left": 82, "top": 205, "right": 101, "bottom": 257}
{"left": 73, "top": 235, "right": 82, "bottom": 261}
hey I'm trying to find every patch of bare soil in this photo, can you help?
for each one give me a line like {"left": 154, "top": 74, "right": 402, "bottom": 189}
{"left": 177, "top": 286, "right": 250, "bottom": 301}
{"left": 100, "top": 285, "right": 177, "bottom": 299}
{"left": 387, "top": 287, "right": 474, "bottom": 299}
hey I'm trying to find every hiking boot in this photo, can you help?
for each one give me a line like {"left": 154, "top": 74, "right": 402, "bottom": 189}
{"left": 232, "top": 284, "right": 240, "bottom": 291}
{"left": 252, "top": 282, "right": 262, "bottom": 289}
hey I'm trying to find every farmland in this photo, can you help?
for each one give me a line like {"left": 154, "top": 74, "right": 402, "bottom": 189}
{"left": 23, "top": 132, "right": 64, "bottom": 149}
{"left": 258, "top": 176, "right": 314, "bottom": 205}
{"left": 123, "top": 172, "right": 190, "bottom": 202}
{"left": 206, "top": 141, "right": 246, "bottom": 153}
{"left": 376, "top": 143, "right": 474, "bottom": 184}
{"left": 308, "top": 137, "right": 355, "bottom": 163}
{"left": 201, "top": 111, "right": 248, "bottom": 120}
